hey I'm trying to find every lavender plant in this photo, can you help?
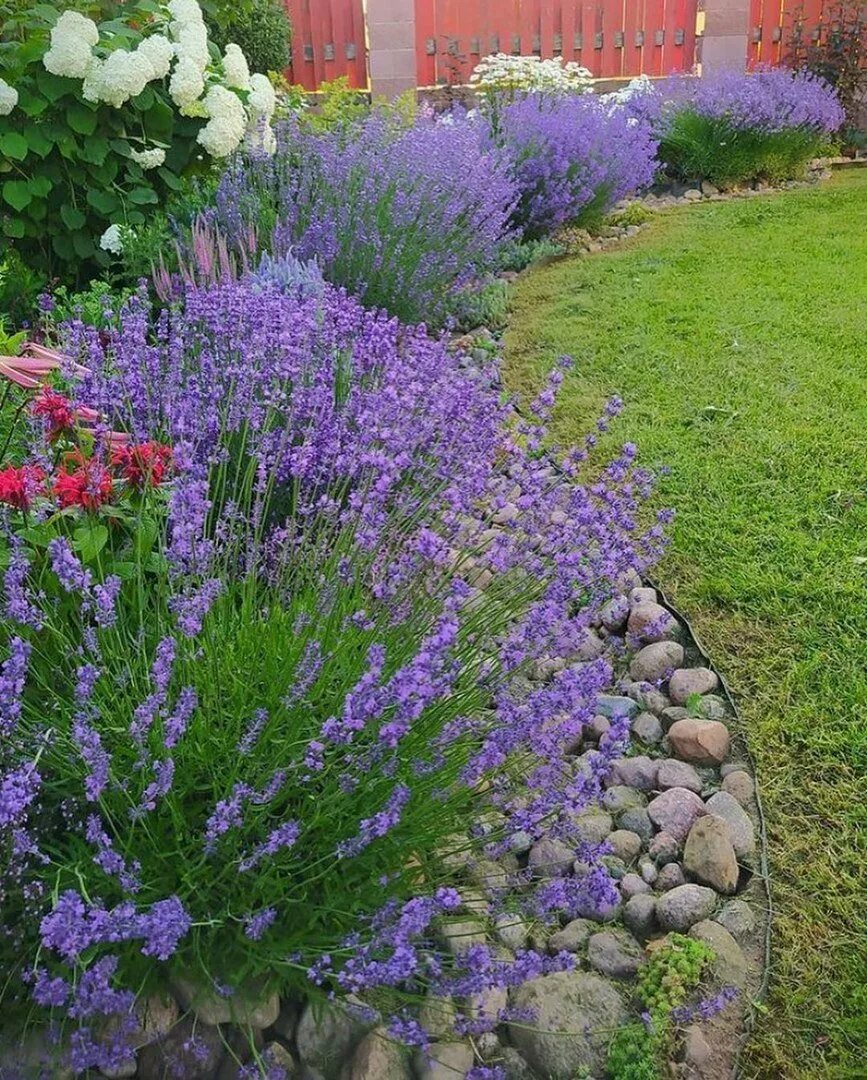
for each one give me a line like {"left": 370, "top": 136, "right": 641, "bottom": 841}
{"left": 493, "top": 94, "right": 659, "bottom": 239}
{"left": 203, "top": 110, "right": 517, "bottom": 326}
{"left": 0, "top": 276, "right": 668, "bottom": 1075}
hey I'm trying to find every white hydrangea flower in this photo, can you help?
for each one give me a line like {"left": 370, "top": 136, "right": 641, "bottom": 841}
{"left": 81, "top": 57, "right": 103, "bottom": 102}
{"left": 42, "top": 10, "right": 99, "bottom": 80}
{"left": 0, "top": 78, "right": 17, "bottom": 116}
{"left": 247, "top": 72, "right": 276, "bottom": 118}
{"left": 222, "top": 43, "right": 250, "bottom": 90}
{"left": 130, "top": 147, "right": 166, "bottom": 169}
{"left": 174, "top": 22, "right": 209, "bottom": 71}
{"left": 137, "top": 34, "right": 175, "bottom": 81}
{"left": 168, "top": 55, "right": 205, "bottom": 108}
{"left": 167, "top": 0, "right": 204, "bottom": 27}
{"left": 99, "top": 224, "right": 124, "bottom": 254}
{"left": 197, "top": 84, "right": 246, "bottom": 157}
{"left": 88, "top": 49, "right": 154, "bottom": 107}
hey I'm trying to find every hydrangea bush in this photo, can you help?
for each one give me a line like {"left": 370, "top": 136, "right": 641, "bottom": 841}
{"left": 0, "top": 0, "right": 276, "bottom": 285}
{"left": 204, "top": 111, "right": 517, "bottom": 325}
{"left": 0, "top": 273, "right": 668, "bottom": 1074}
{"left": 494, "top": 93, "right": 659, "bottom": 238}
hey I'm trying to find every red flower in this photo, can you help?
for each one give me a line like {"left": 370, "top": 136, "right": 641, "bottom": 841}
{"left": 112, "top": 442, "right": 172, "bottom": 489}
{"left": 0, "top": 465, "right": 45, "bottom": 510}
{"left": 32, "top": 387, "right": 75, "bottom": 440}
{"left": 55, "top": 457, "right": 114, "bottom": 512}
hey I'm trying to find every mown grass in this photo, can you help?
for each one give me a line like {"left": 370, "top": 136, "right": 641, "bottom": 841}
{"left": 504, "top": 169, "right": 867, "bottom": 1079}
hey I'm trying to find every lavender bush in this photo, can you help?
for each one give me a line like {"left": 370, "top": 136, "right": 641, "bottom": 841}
{"left": 614, "top": 67, "right": 844, "bottom": 187}
{"left": 202, "top": 110, "right": 517, "bottom": 326}
{"left": 493, "top": 94, "right": 659, "bottom": 239}
{"left": 0, "top": 277, "right": 668, "bottom": 1075}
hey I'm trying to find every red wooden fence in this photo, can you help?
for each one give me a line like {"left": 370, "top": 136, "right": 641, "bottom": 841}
{"left": 748, "top": 0, "right": 826, "bottom": 66}
{"left": 415, "top": 0, "right": 699, "bottom": 85}
{"left": 284, "top": 0, "right": 368, "bottom": 89}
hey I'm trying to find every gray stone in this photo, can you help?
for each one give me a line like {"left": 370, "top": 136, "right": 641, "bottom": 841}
{"left": 689, "top": 920, "right": 749, "bottom": 987}
{"left": 609, "top": 756, "right": 659, "bottom": 791}
{"left": 715, "top": 899, "right": 758, "bottom": 941}
{"left": 618, "top": 807, "right": 654, "bottom": 841}
{"left": 297, "top": 999, "right": 367, "bottom": 1079}
{"left": 656, "top": 862, "right": 685, "bottom": 891}
{"left": 620, "top": 872, "right": 651, "bottom": 900}
{"left": 496, "top": 1048, "right": 535, "bottom": 1079}
{"left": 601, "top": 855, "right": 627, "bottom": 880}
{"left": 416, "top": 1042, "right": 474, "bottom": 1080}
{"left": 529, "top": 837, "right": 574, "bottom": 879}
{"left": 588, "top": 929, "right": 645, "bottom": 979}
{"left": 698, "top": 694, "right": 728, "bottom": 720}
{"left": 638, "top": 855, "right": 658, "bottom": 884}
{"left": 608, "top": 829, "right": 642, "bottom": 863}
{"left": 626, "top": 684, "right": 670, "bottom": 715}
{"left": 595, "top": 694, "right": 639, "bottom": 719}
{"left": 706, "top": 791, "right": 756, "bottom": 860}
{"left": 684, "top": 817, "right": 739, "bottom": 894}
{"left": 138, "top": 1018, "right": 223, "bottom": 1080}
{"left": 602, "top": 785, "right": 647, "bottom": 814}
{"left": 588, "top": 714, "right": 611, "bottom": 741}
{"left": 468, "top": 858, "right": 509, "bottom": 893}
{"left": 722, "top": 770, "right": 755, "bottom": 806}
{"left": 657, "top": 758, "right": 703, "bottom": 793}
{"left": 99, "top": 1063, "right": 137, "bottom": 1079}
{"left": 570, "top": 628, "right": 606, "bottom": 661}
{"left": 508, "top": 830, "right": 533, "bottom": 855}
{"left": 417, "top": 997, "right": 457, "bottom": 1041}
{"left": 495, "top": 913, "right": 529, "bottom": 953}
{"left": 647, "top": 787, "right": 707, "bottom": 841}
{"left": 720, "top": 761, "right": 748, "bottom": 778}
{"left": 600, "top": 595, "right": 629, "bottom": 631}
{"left": 508, "top": 971, "right": 626, "bottom": 1078}
{"left": 440, "top": 920, "right": 488, "bottom": 956}
{"left": 263, "top": 1045, "right": 297, "bottom": 1076}
{"left": 669, "top": 667, "right": 719, "bottom": 704}
{"left": 630, "top": 586, "right": 657, "bottom": 605}
{"left": 667, "top": 718, "right": 731, "bottom": 766}
{"left": 623, "top": 894, "right": 657, "bottom": 940}
{"left": 568, "top": 810, "right": 613, "bottom": 845}
{"left": 172, "top": 978, "right": 279, "bottom": 1028}
{"left": 661, "top": 706, "right": 690, "bottom": 730}
{"left": 632, "top": 711, "right": 663, "bottom": 745}
{"left": 629, "top": 641, "right": 685, "bottom": 683}
{"left": 548, "top": 918, "right": 594, "bottom": 953}
{"left": 627, "top": 602, "right": 677, "bottom": 642}
{"left": 656, "top": 884, "right": 718, "bottom": 931}
{"left": 648, "top": 831, "right": 680, "bottom": 865}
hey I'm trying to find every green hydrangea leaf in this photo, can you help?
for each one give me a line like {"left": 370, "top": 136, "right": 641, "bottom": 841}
{"left": 2, "top": 180, "right": 32, "bottom": 211}
{"left": 60, "top": 203, "right": 86, "bottom": 230}
{"left": 0, "top": 133, "right": 29, "bottom": 161}
{"left": 68, "top": 104, "right": 97, "bottom": 136}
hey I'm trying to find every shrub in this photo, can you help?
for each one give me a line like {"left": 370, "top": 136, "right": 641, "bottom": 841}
{"left": 208, "top": 0, "right": 292, "bottom": 76}
{"left": 206, "top": 111, "right": 517, "bottom": 325}
{"left": 0, "top": 0, "right": 276, "bottom": 287}
{"left": 0, "top": 277, "right": 667, "bottom": 1072}
{"left": 637, "top": 67, "right": 845, "bottom": 187}
{"left": 494, "top": 94, "right": 659, "bottom": 239}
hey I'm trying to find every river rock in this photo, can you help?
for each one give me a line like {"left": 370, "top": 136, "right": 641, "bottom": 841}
{"left": 656, "top": 884, "right": 718, "bottom": 931}
{"left": 629, "top": 641, "right": 685, "bottom": 683}
{"left": 602, "top": 785, "right": 647, "bottom": 813}
{"left": 722, "top": 769, "right": 755, "bottom": 806}
{"left": 656, "top": 862, "right": 686, "bottom": 891}
{"left": 595, "top": 694, "right": 639, "bottom": 719}
{"left": 608, "top": 829, "right": 642, "bottom": 862}
{"left": 588, "top": 929, "right": 645, "bottom": 979}
{"left": 627, "top": 602, "right": 677, "bottom": 642}
{"left": 297, "top": 999, "right": 367, "bottom": 1079}
{"left": 529, "top": 838, "right": 575, "bottom": 879}
{"left": 647, "top": 787, "right": 707, "bottom": 841}
{"left": 623, "top": 894, "right": 657, "bottom": 940}
{"left": 667, "top": 718, "right": 731, "bottom": 766}
{"left": 508, "top": 971, "right": 626, "bottom": 1078}
{"left": 609, "top": 756, "right": 659, "bottom": 791}
{"left": 669, "top": 667, "right": 719, "bottom": 704}
{"left": 349, "top": 1029, "right": 412, "bottom": 1080}
{"left": 619, "top": 807, "right": 654, "bottom": 840}
{"left": 706, "top": 791, "right": 756, "bottom": 860}
{"left": 648, "top": 831, "right": 680, "bottom": 865}
{"left": 689, "top": 920, "right": 749, "bottom": 987}
{"left": 569, "top": 810, "right": 614, "bottom": 844}
{"left": 632, "top": 711, "right": 663, "bottom": 744}
{"left": 138, "top": 1018, "right": 223, "bottom": 1080}
{"left": 172, "top": 978, "right": 279, "bottom": 1028}
{"left": 657, "top": 758, "right": 703, "bottom": 793}
{"left": 684, "top": 817, "right": 739, "bottom": 894}
{"left": 620, "top": 872, "right": 651, "bottom": 900}
{"left": 715, "top": 899, "right": 758, "bottom": 941}
{"left": 416, "top": 1041, "right": 474, "bottom": 1080}
{"left": 548, "top": 918, "right": 594, "bottom": 954}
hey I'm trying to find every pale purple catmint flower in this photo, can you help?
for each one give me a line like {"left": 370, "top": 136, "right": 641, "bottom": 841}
{"left": 244, "top": 906, "right": 277, "bottom": 941}
{"left": 4, "top": 542, "right": 42, "bottom": 629}
{"left": 238, "top": 819, "right": 300, "bottom": 872}
{"left": 164, "top": 686, "right": 197, "bottom": 749}
{"left": 91, "top": 575, "right": 122, "bottom": 629}
{"left": 0, "top": 636, "right": 31, "bottom": 736}
{"left": 47, "top": 536, "right": 92, "bottom": 594}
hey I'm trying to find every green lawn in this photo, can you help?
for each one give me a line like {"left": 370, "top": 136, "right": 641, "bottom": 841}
{"left": 504, "top": 170, "right": 867, "bottom": 1080}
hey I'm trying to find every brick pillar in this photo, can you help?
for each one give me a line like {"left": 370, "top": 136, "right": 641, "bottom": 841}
{"left": 701, "top": 0, "right": 751, "bottom": 72}
{"left": 367, "top": 0, "right": 417, "bottom": 100}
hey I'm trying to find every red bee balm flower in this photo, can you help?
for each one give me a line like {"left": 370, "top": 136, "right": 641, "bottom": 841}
{"left": 0, "top": 465, "right": 46, "bottom": 510}
{"left": 32, "top": 387, "right": 75, "bottom": 440}
{"left": 55, "top": 459, "right": 114, "bottom": 512}
{"left": 112, "top": 442, "right": 172, "bottom": 489}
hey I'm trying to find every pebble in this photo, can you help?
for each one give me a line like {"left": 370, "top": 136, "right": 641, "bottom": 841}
{"left": 548, "top": 918, "right": 595, "bottom": 954}
{"left": 350, "top": 1029, "right": 412, "bottom": 1080}
{"left": 656, "top": 884, "right": 718, "bottom": 931}
{"left": 657, "top": 757, "right": 703, "bottom": 793}
{"left": 647, "top": 787, "right": 707, "bottom": 841}
{"left": 618, "top": 807, "right": 654, "bottom": 840}
{"left": 602, "top": 785, "right": 647, "bottom": 814}
{"left": 722, "top": 769, "right": 755, "bottom": 806}
{"left": 656, "top": 862, "right": 686, "bottom": 891}
{"left": 689, "top": 920, "right": 749, "bottom": 987}
{"left": 529, "top": 838, "right": 575, "bottom": 879}
{"left": 638, "top": 855, "right": 658, "bottom": 884}
{"left": 648, "top": 831, "right": 680, "bottom": 865}
{"left": 698, "top": 694, "right": 728, "bottom": 720}
{"left": 495, "top": 913, "right": 529, "bottom": 953}
{"left": 629, "top": 640, "right": 684, "bottom": 683}
{"left": 588, "top": 930, "right": 645, "bottom": 979}
{"left": 623, "top": 894, "right": 657, "bottom": 940}
{"left": 629, "top": 586, "right": 657, "bottom": 605}
{"left": 416, "top": 1041, "right": 474, "bottom": 1080}
{"left": 439, "top": 920, "right": 487, "bottom": 956}
{"left": 661, "top": 705, "right": 690, "bottom": 730}
{"left": 595, "top": 694, "right": 639, "bottom": 719}
{"left": 599, "top": 595, "right": 629, "bottom": 631}
{"left": 715, "top": 898, "right": 758, "bottom": 941}
{"left": 668, "top": 667, "right": 720, "bottom": 704}
{"left": 627, "top": 601, "right": 678, "bottom": 642}
{"left": 705, "top": 791, "right": 756, "bottom": 860}
{"left": 667, "top": 718, "right": 731, "bottom": 766}
{"left": 683, "top": 816, "right": 739, "bottom": 894}
{"left": 632, "top": 711, "right": 663, "bottom": 744}
{"left": 626, "top": 683, "right": 671, "bottom": 715}
{"left": 569, "top": 810, "right": 613, "bottom": 844}
{"left": 620, "top": 872, "right": 651, "bottom": 900}
{"left": 608, "top": 829, "right": 642, "bottom": 863}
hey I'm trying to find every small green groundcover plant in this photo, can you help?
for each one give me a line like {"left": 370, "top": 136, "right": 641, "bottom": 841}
{"left": 0, "top": 0, "right": 277, "bottom": 287}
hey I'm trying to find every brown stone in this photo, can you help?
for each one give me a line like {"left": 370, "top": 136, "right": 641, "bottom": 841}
{"left": 667, "top": 718, "right": 731, "bottom": 766}
{"left": 684, "top": 817, "right": 739, "bottom": 894}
